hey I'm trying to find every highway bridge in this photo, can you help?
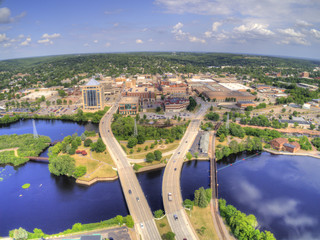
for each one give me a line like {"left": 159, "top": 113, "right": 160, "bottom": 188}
{"left": 100, "top": 99, "right": 161, "bottom": 240}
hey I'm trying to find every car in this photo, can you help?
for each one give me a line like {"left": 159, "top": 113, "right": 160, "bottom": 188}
{"left": 174, "top": 168, "right": 177, "bottom": 171}
{"left": 178, "top": 152, "right": 180, "bottom": 154}
{"left": 129, "top": 189, "right": 132, "bottom": 194}
{"left": 185, "top": 141, "right": 188, "bottom": 143}
{"left": 174, "top": 214, "right": 178, "bottom": 220}
{"left": 140, "top": 223, "right": 144, "bottom": 229}
{"left": 136, "top": 197, "right": 140, "bottom": 201}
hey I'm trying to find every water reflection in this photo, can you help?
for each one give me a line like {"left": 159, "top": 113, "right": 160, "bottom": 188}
{"left": 218, "top": 152, "right": 320, "bottom": 240}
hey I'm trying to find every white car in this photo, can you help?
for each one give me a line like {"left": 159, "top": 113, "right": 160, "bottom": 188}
{"left": 140, "top": 223, "right": 144, "bottom": 229}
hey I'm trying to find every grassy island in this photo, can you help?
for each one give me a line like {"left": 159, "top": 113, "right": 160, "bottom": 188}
{"left": 0, "top": 134, "right": 51, "bottom": 166}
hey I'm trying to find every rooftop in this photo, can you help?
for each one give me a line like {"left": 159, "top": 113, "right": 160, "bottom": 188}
{"left": 85, "top": 78, "right": 100, "bottom": 86}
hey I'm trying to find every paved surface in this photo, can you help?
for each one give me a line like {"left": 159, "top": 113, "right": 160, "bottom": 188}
{"left": 162, "top": 102, "right": 210, "bottom": 240}
{"left": 99, "top": 97, "right": 161, "bottom": 240}
{"left": 52, "top": 226, "right": 130, "bottom": 240}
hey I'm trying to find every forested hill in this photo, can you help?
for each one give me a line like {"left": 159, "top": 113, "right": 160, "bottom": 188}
{"left": 0, "top": 52, "right": 319, "bottom": 89}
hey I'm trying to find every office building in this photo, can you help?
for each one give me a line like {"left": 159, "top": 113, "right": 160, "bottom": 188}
{"left": 81, "top": 78, "right": 104, "bottom": 111}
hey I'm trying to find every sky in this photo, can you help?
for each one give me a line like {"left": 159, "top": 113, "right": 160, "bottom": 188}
{"left": 0, "top": 0, "right": 320, "bottom": 60}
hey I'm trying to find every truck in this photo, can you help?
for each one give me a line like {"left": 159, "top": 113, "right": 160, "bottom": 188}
{"left": 168, "top": 192, "right": 172, "bottom": 201}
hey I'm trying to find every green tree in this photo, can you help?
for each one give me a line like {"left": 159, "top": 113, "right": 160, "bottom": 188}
{"left": 12, "top": 228, "right": 28, "bottom": 240}
{"left": 198, "top": 187, "right": 209, "bottom": 208}
{"left": 165, "top": 232, "right": 175, "bottom": 240}
{"left": 137, "top": 134, "right": 145, "bottom": 144}
{"left": 73, "top": 166, "right": 87, "bottom": 178}
{"left": 186, "top": 152, "right": 193, "bottom": 160}
{"left": 49, "top": 155, "right": 75, "bottom": 176}
{"left": 56, "top": 99, "right": 62, "bottom": 105}
{"left": 125, "top": 215, "right": 134, "bottom": 228}
{"left": 154, "top": 209, "right": 164, "bottom": 218}
{"left": 194, "top": 189, "right": 200, "bottom": 206}
{"left": 80, "top": 133, "right": 86, "bottom": 141}
{"left": 146, "top": 152, "right": 155, "bottom": 162}
{"left": 93, "top": 138, "right": 106, "bottom": 152}
{"left": 84, "top": 138, "right": 92, "bottom": 147}
{"left": 127, "top": 137, "right": 138, "bottom": 148}
{"left": 116, "top": 215, "right": 123, "bottom": 225}
{"left": 156, "top": 106, "right": 161, "bottom": 112}
{"left": 183, "top": 199, "right": 194, "bottom": 210}
{"left": 154, "top": 150, "right": 162, "bottom": 161}
{"left": 194, "top": 152, "right": 199, "bottom": 159}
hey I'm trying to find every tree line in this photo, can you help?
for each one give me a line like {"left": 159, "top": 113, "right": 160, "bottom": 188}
{"left": 219, "top": 199, "right": 276, "bottom": 240}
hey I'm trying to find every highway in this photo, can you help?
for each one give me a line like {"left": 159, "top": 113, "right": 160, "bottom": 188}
{"left": 99, "top": 99, "right": 161, "bottom": 240}
{"left": 162, "top": 102, "right": 210, "bottom": 240}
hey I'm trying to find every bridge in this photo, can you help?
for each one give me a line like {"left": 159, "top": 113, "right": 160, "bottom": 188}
{"left": 28, "top": 156, "right": 49, "bottom": 162}
{"left": 100, "top": 98, "right": 161, "bottom": 240}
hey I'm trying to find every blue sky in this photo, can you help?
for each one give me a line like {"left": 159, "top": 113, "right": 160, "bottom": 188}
{"left": 0, "top": 0, "right": 320, "bottom": 60}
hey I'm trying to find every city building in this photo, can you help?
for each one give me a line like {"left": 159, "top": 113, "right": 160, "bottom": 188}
{"left": 270, "top": 138, "right": 300, "bottom": 153}
{"left": 300, "top": 72, "right": 310, "bottom": 78}
{"left": 118, "top": 96, "right": 139, "bottom": 115}
{"left": 270, "top": 138, "right": 289, "bottom": 151}
{"left": 283, "top": 142, "right": 300, "bottom": 153}
{"left": 163, "top": 97, "right": 189, "bottom": 112}
{"left": 236, "top": 101, "right": 256, "bottom": 108}
{"left": 81, "top": 78, "right": 104, "bottom": 111}
{"left": 122, "top": 87, "right": 156, "bottom": 104}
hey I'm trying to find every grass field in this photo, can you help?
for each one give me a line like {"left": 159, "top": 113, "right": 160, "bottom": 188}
{"left": 155, "top": 216, "right": 172, "bottom": 239}
{"left": 127, "top": 141, "right": 180, "bottom": 159}
{"left": 74, "top": 143, "right": 117, "bottom": 181}
{"left": 188, "top": 206, "right": 219, "bottom": 240}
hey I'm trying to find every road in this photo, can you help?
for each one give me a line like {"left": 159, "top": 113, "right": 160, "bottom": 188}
{"left": 162, "top": 102, "right": 210, "bottom": 240}
{"left": 99, "top": 98, "right": 161, "bottom": 240}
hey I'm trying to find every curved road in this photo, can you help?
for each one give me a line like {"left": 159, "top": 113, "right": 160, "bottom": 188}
{"left": 99, "top": 100, "right": 161, "bottom": 240}
{"left": 162, "top": 102, "right": 210, "bottom": 240}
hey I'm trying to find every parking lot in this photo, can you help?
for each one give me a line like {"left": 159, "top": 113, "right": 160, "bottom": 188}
{"left": 36, "top": 105, "right": 80, "bottom": 116}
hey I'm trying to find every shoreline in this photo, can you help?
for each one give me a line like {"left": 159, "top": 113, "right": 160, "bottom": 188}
{"left": 263, "top": 148, "right": 320, "bottom": 159}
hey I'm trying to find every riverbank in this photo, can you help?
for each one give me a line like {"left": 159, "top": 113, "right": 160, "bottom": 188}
{"left": 264, "top": 148, "right": 320, "bottom": 159}
{"left": 0, "top": 106, "right": 110, "bottom": 126}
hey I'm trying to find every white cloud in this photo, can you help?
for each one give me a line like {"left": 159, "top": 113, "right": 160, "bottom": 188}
{"left": 155, "top": 0, "right": 231, "bottom": 15}
{"left": 3, "top": 42, "right": 11, "bottom": 48}
{"left": 189, "top": 36, "right": 206, "bottom": 43}
{"left": 37, "top": 38, "right": 53, "bottom": 45}
{"left": 18, "top": 34, "right": 25, "bottom": 39}
{"left": 83, "top": 43, "right": 90, "bottom": 47}
{"left": 0, "top": 33, "right": 8, "bottom": 42}
{"left": 41, "top": 33, "right": 61, "bottom": 39}
{"left": 278, "top": 28, "right": 304, "bottom": 38}
{"left": 104, "top": 9, "right": 123, "bottom": 15}
{"left": 212, "top": 21, "right": 222, "bottom": 32}
{"left": 93, "top": 40, "right": 99, "bottom": 43}
{"left": 113, "top": 22, "right": 119, "bottom": 27}
{"left": 296, "top": 19, "right": 312, "bottom": 28}
{"left": 172, "top": 22, "right": 187, "bottom": 40}
{"left": 172, "top": 22, "right": 206, "bottom": 43}
{"left": 234, "top": 23, "right": 274, "bottom": 37}
{"left": 20, "top": 37, "right": 31, "bottom": 46}
{"left": 136, "top": 39, "right": 143, "bottom": 44}
{"left": 148, "top": 38, "right": 153, "bottom": 42}
{"left": 105, "top": 42, "right": 111, "bottom": 47}
{"left": 204, "top": 31, "right": 212, "bottom": 38}
{"left": 0, "top": 7, "right": 26, "bottom": 24}
{"left": 310, "top": 29, "right": 320, "bottom": 39}
{"left": 173, "top": 22, "right": 183, "bottom": 31}
{"left": 0, "top": 7, "right": 12, "bottom": 24}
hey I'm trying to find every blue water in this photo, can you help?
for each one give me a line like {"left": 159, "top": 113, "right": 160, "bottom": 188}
{"left": 0, "top": 120, "right": 128, "bottom": 236}
{"left": 218, "top": 152, "right": 320, "bottom": 240}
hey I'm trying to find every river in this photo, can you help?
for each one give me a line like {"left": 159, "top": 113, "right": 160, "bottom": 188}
{"left": 1, "top": 120, "right": 320, "bottom": 239}
{"left": 218, "top": 151, "right": 320, "bottom": 240}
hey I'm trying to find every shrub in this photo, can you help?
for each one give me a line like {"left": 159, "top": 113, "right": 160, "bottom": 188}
{"left": 73, "top": 166, "right": 87, "bottom": 178}
{"left": 84, "top": 139, "right": 93, "bottom": 147}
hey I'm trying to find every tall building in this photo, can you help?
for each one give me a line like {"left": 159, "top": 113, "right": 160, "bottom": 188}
{"left": 81, "top": 78, "right": 104, "bottom": 111}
